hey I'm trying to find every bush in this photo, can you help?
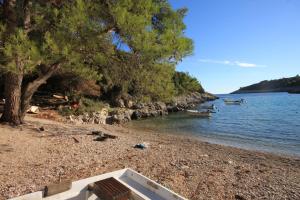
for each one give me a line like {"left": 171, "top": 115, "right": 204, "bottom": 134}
{"left": 173, "top": 71, "right": 204, "bottom": 95}
{"left": 59, "top": 97, "right": 106, "bottom": 116}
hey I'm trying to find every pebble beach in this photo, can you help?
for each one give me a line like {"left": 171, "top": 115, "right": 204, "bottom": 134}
{"left": 0, "top": 116, "right": 299, "bottom": 200}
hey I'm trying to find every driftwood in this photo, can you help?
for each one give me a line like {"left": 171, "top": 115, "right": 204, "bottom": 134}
{"left": 93, "top": 136, "right": 108, "bottom": 142}
{"left": 91, "top": 131, "right": 118, "bottom": 139}
{"left": 72, "top": 136, "right": 79, "bottom": 143}
{"left": 53, "top": 95, "right": 68, "bottom": 101}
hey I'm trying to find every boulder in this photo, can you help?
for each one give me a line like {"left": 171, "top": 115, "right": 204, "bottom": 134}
{"left": 154, "top": 102, "right": 167, "bottom": 111}
{"left": 99, "top": 108, "right": 109, "bottom": 116}
{"left": 108, "top": 108, "right": 134, "bottom": 124}
{"left": 132, "top": 110, "right": 142, "bottom": 120}
{"left": 82, "top": 113, "right": 90, "bottom": 122}
{"left": 131, "top": 103, "right": 145, "bottom": 109}
{"left": 111, "top": 114, "right": 124, "bottom": 124}
{"left": 67, "top": 107, "right": 110, "bottom": 125}
{"left": 115, "top": 98, "right": 125, "bottom": 108}
{"left": 92, "top": 108, "right": 109, "bottom": 124}
{"left": 150, "top": 110, "right": 159, "bottom": 117}
{"left": 124, "top": 100, "right": 134, "bottom": 108}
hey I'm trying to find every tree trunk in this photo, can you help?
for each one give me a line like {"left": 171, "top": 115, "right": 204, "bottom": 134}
{"left": 19, "top": 63, "right": 60, "bottom": 121}
{"left": 0, "top": 63, "right": 60, "bottom": 125}
{"left": 0, "top": 0, "right": 21, "bottom": 125}
{"left": 0, "top": 72, "right": 23, "bottom": 125}
{"left": 0, "top": 0, "right": 34, "bottom": 125}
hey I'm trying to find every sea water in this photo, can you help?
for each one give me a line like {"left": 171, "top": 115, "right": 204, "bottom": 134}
{"left": 128, "top": 93, "right": 300, "bottom": 156}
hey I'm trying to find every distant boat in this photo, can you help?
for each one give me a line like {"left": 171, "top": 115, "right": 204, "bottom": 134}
{"left": 223, "top": 99, "right": 244, "bottom": 105}
{"left": 186, "top": 109, "right": 212, "bottom": 117}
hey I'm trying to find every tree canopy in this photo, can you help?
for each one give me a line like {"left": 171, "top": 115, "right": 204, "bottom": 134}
{"left": 0, "top": 0, "right": 197, "bottom": 124}
{"left": 173, "top": 71, "right": 205, "bottom": 95}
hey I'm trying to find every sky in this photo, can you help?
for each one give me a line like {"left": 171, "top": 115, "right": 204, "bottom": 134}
{"left": 169, "top": 0, "right": 300, "bottom": 94}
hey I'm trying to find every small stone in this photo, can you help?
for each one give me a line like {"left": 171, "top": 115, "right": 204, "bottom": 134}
{"left": 181, "top": 165, "right": 189, "bottom": 169}
{"left": 235, "top": 194, "right": 246, "bottom": 200}
{"left": 227, "top": 160, "right": 233, "bottom": 165}
{"left": 134, "top": 143, "right": 146, "bottom": 150}
{"left": 67, "top": 115, "right": 73, "bottom": 121}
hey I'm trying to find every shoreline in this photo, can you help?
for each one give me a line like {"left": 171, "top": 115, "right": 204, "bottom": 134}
{"left": 127, "top": 122, "right": 300, "bottom": 159}
{"left": 0, "top": 117, "right": 299, "bottom": 199}
{"left": 64, "top": 92, "right": 218, "bottom": 125}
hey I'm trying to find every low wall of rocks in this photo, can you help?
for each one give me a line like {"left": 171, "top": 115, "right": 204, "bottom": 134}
{"left": 67, "top": 92, "right": 218, "bottom": 125}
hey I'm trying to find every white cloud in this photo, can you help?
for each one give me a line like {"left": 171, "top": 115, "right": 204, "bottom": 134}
{"left": 198, "top": 59, "right": 266, "bottom": 68}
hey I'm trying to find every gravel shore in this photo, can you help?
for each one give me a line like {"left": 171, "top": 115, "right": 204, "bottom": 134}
{"left": 0, "top": 117, "right": 299, "bottom": 200}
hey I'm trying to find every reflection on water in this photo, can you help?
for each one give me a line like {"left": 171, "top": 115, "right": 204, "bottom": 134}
{"left": 128, "top": 93, "right": 300, "bottom": 156}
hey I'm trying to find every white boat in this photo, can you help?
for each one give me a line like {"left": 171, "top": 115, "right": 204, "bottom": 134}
{"left": 223, "top": 99, "right": 244, "bottom": 105}
{"left": 9, "top": 168, "right": 187, "bottom": 200}
{"left": 186, "top": 109, "right": 211, "bottom": 117}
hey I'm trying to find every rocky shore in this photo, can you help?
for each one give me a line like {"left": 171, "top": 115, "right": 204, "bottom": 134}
{"left": 67, "top": 92, "right": 217, "bottom": 125}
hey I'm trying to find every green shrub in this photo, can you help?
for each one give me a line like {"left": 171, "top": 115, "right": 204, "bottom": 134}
{"left": 173, "top": 71, "right": 204, "bottom": 95}
{"left": 59, "top": 97, "right": 105, "bottom": 116}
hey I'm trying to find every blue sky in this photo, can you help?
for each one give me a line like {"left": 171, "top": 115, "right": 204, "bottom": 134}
{"left": 169, "top": 0, "right": 300, "bottom": 94}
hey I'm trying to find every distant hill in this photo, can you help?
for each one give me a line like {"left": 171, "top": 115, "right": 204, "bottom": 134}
{"left": 232, "top": 75, "right": 300, "bottom": 94}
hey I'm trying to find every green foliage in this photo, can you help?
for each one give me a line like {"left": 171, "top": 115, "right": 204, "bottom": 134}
{"left": 130, "top": 63, "right": 176, "bottom": 102}
{"left": 1, "top": 0, "right": 196, "bottom": 104}
{"left": 59, "top": 97, "right": 105, "bottom": 116}
{"left": 1, "top": 29, "right": 41, "bottom": 74}
{"left": 96, "top": 0, "right": 194, "bottom": 102}
{"left": 173, "top": 71, "right": 204, "bottom": 95}
{"left": 107, "top": 0, "right": 193, "bottom": 62}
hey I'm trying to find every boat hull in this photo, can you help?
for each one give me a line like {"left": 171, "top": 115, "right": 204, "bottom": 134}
{"left": 224, "top": 101, "right": 241, "bottom": 105}
{"left": 186, "top": 110, "right": 211, "bottom": 117}
{"left": 9, "top": 168, "right": 187, "bottom": 200}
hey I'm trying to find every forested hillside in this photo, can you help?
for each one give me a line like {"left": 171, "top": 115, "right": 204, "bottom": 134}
{"left": 232, "top": 75, "right": 300, "bottom": 94}
{"left": 0, "top": 0, "right": 208, "bottom": 125}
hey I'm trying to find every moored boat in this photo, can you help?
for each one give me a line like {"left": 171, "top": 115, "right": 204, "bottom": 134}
{"left": 186, "top": 109, "right": 212, "bottom": 117}
{"left": 9, "top": 168, "right": 187, "bottom": 200}
{"left": 223, "top": 98, "right": 244, "bottom": 105}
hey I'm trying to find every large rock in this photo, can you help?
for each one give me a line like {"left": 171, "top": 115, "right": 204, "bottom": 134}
{"left": 132, "top": 110, "right": 142, "bottom": 120}
{"left": 169, "top": 92, "right": 218, "bottom": 111}
{"left": 67, "top": 107, "right": 110, "bottom": 125}
{"left": 108, "top": 108, "right": 134, "bottom": 124}
{"left": 154, "top": 102, "right": 167, "bottom": 111}
{"left": 92, "top": 108, "right": 109, "bottom": 124}
{"left": 124, "top": 99, "right": 134, "bottom": 108}
{"left": 131, "top": 103, "right": 145, "bottom": 109}
{"left": 82, "top": 113, "right": 90, "bottom": 123}
{"left": 115, "top": 98, "right": 125, "bottom": 108}
{"left": 201, "top": 92, "right": 218, "bottom": 101}
{"left": 131, "top": 108, "right": 152, "bottom": 120}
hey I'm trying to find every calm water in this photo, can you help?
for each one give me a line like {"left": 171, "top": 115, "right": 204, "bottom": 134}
{"left": 128, "top": 93, "right": 300, "bottom": 156}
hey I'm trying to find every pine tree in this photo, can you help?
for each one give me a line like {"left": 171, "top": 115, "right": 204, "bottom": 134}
{"left": 0, "top": 0, "right": 193, "bottom": 125}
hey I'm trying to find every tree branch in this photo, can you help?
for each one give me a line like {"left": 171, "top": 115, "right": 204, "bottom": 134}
{"left": 20, "top": 62, "right": 61, "bottom": 118}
